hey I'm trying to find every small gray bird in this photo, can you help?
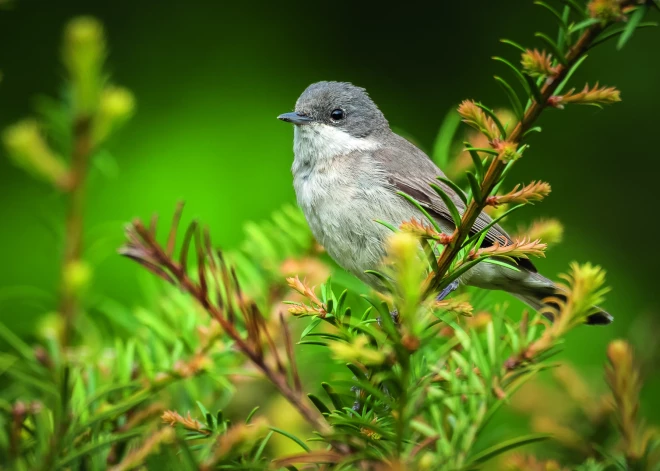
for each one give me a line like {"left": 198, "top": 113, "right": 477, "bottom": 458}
{"left": 278, "top": 81, "right": 612, "bottom": 325}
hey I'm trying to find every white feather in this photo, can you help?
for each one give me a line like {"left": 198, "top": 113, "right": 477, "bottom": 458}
{"left": 293, "top": 123, "right": 380, "bottom": 165}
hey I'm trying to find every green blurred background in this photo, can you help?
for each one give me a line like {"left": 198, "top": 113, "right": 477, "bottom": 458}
{"left": 0, "top": 0, "right": 659, "bottom": 417}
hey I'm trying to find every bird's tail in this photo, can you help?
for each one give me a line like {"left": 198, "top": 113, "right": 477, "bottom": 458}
{"left": 512, "top": 272, "right": 613, "bottom": 326}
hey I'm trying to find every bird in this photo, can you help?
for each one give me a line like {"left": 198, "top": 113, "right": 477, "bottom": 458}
{"left": 278, "top": 81, "right": 612, "bottom": 325}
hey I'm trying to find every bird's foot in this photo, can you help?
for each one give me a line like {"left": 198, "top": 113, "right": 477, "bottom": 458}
{"left": 377, "top": 310, "right": 400, "bottom": 327}
{"left": 436, "top": 280, "right": 460, "bottom": 302}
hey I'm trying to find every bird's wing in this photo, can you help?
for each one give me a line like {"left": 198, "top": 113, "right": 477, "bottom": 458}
{"left": 371, "top": 134, "right": 537, "bottom": 272}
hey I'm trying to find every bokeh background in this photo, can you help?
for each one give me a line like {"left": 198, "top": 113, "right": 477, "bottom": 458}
{"left": 1, "top": 0, "right": 659, "bottom": 423}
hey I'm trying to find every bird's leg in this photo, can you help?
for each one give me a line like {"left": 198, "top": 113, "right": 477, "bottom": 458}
{"left": 436, "top": 280, "right": 460, "bottom": 302}
{"left": 381, "top": 281, "right": 460, "bottom": 326}
{"left": 377, "top": 310, "right": 400, "bottom": 326}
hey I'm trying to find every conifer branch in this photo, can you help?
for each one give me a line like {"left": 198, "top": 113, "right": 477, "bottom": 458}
{"left": 425, "top": 1, "right": 638, "bottom": 296}
{"left": 120, "top": 206, "right": 338, "bottom": 442}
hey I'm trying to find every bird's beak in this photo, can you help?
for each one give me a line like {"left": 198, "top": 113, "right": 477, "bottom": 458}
{"left": 277, "top": 112, "right": 314, "bottom": 125}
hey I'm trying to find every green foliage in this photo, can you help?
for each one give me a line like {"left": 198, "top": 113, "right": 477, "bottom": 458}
{"left": 1, "top": 2, "right": 659, "bottom": 470}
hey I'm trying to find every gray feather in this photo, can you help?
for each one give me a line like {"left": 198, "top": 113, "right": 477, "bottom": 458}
{"left": 371, "top": 133, "right": 537, "bottom": 272}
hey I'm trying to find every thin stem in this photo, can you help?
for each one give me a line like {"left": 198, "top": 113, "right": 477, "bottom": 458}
{"left": 59, "top": 116, "right": 92, "bottom": 348}
{"left": 396, "top": 358, "right": 410, "bottom": 457}
{"left": 43, "top": 116, "right": 93, "bottom": 471}
{"left": 427, "top": 9, "right": 631, "bottom": 294}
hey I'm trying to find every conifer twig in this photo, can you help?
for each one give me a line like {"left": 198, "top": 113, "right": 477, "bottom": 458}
{"left": 425, "top": 1, "right": 636, "bottom": 295}
{"left": 121, "top": 207, "right": 339, "bottom": 443}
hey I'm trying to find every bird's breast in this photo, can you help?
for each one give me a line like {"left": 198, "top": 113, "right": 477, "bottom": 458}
{"left": 291, "top": 150, "right": 421, "bottom": 284}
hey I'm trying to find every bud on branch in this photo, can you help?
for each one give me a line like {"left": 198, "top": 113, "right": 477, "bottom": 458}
{"left": 162, "top": 411, "right": 210, "bottom": 435}
{"left": 487, "top": 181, "right": 552, "bottom": 207}
{"left": 506, "top": 263, "right": 609, "bottom": 369}
{"left": 605, "top": 340, "right": 648, "bottom": 462}
{"left": 457, "top": 100, "right": 500, "bottom": 142}
{"left": 549, "top": 83, "right": 621, "bottom": 109}
{"left": 588, "top": 0, "right": 629, "bottom": 23}
{"left": 521, "top": 49, "right": 559, "bottom": 78}
{"left": 514, "top": 218, "right": 564, "bottom": 247}
{"left": 62, "top": 16, "right": 107, "bottom": 114}
{"left": 399, "top": 218, "right": 452, "bottom": 244}
{"left": 492, "top": 140, "right": 521, "bottom": 163}
{"left": 2, "top": 120, "right": 72, "bottom": 190}
{"left": 469, "top": 237, "right": 547, "bottom": 261}
{"left": 286, "top": 276, "right": 328, "bottom": 317}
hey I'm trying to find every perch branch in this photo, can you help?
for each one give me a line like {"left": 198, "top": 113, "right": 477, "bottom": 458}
{"left": 425, "top": 3, "right": 635, "bottom": 295}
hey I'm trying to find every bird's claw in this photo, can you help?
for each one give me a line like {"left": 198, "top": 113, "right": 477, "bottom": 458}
{"left": 436, "top": 280, "right": 460, "bottom": 302}
{"left": 377, "top": 310, "right": 400, "bottom": 327}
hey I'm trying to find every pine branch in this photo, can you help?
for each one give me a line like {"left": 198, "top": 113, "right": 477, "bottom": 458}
{"left": 424, "top": 1, "right": 637, "bottom": 296}
{"left": 120, "top": 205, "right": 339, "bottom": 443}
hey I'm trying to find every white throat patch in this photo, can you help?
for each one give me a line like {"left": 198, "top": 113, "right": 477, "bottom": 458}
{"left": 293, "top": 123, "right": 380, "bottom": 166}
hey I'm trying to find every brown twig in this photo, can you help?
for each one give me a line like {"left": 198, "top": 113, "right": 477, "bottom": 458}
{"left": 120, "top": 207, "right": 334, "bottom": 441}
{"left": 280, "top": 311, "right": 303, "bottom": 393}
{"left": 409, "top": 434, "right": 440, "bottom": 459}
{"left": 425, "top": 6, "right": 634, "bottom": 295}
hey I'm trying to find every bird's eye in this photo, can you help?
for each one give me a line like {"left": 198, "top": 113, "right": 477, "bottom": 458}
{"left": 330, "top": 109, "right": 345, "bottom": 121}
